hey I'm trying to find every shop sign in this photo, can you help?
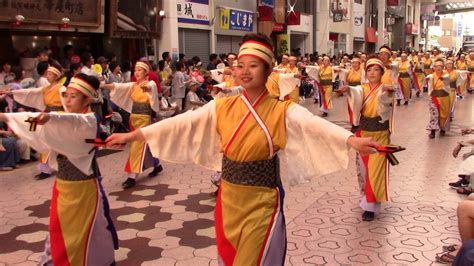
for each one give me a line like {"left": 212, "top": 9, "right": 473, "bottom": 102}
{"left": 387, "top": 0, "right": 399, "bottom": 6}
{"left": 177, "top": 0, "right": 209, "bottom": 25}
{"left": 0, "top": 0, "right": 101, "bottom": 27}
{"left": 457, "top": 22, "right": 463, "bottom": 37}
{"left": 353, "top": 2, "right": 364, "bottom": 40}
{"left": 329, "top": 0, "right": 349, "bottom": 21}
{"left": 273, "top": 22, "right": 284, "bottom": 32}
{"left": 110, "top": 0, "right": 160, "bottom": 39}
{"left": 220, "top": 7, "right": 254, "bottom": 32}
{"left": 259, "top": 0, "right": 274, "bottom": 8}
{"left": 333, "top": 11, "right": 343, "bottom": 22}
{"left": 421, "top": 14, "right": 434, "bottom": 21}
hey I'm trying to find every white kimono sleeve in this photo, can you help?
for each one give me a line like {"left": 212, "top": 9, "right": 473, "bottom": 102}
{"left": 147, "top": 81, "right": 161, "bottom": 112}
{"left": 338, "top": 69, "right": 348, "bottom": 85}
{"left": 378, "top": 90, "right": 394, "bottom": 122}
{"left": 281, "top": 104, "right": 353, "bottom": 186}
{"left": 278, "top": 73, "right": 300, "bottom": 100}
{"left": 11, "top": 87, "right": 46, "bottom": 111}
{"left": 346, "top": 86, "right": 364, "bottom": 126}
{"left": 141, "top": 101, "right": 222, "bottom": 171}
{"left": 5, "top": 112, "right": 97, "bottom": 175}
{"left": 110, "top": 82, "right": 134, "bottom": 113}
{"left": 305, "top": 66, "right": 320, "bottom": 82}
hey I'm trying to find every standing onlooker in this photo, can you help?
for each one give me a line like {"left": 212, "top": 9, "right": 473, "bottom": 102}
{"left": 172, "top": 61, "right": 191, "bottom": 110}
{"left": 35, "top": 61, "right": 50, "bottom": 88}
{"left": 97, "top": 56, "right": 110, "bottom": 83}
{"left": 185, "top": 79, "right": 206, "bottom": 111}
{"left": 162, "top": 51, "right": 173, "bottom": 78}
{"left": 207, "top": 53, "right": 218, "bottom": 71}
{"left": 80, "top": 52, "right": 96, "bottom": 76}
{"left": 108, "top": 62, "right": 123, "bottom": 83}
{"left": 121, "top": 61, "right": 132, "bottom": 82}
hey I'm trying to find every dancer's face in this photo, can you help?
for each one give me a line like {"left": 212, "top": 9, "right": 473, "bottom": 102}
{"left": 134, "top": 67, "right": 147, "bottom": 81}
{"left": 366, "top": 65, "right": 383, "bottom": 84}
{"left": 46, "top": 71, "right": 59, "bottom": 83}
{"left": 234, "top": 56, "right": 271, "bottom": 91}
{"left": 63, "top": 87, "right": 90, "bottom": 113}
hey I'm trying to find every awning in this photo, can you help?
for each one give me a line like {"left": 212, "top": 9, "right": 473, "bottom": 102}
{"left": 366, "top": 27, "right": 377, "bottom": 43}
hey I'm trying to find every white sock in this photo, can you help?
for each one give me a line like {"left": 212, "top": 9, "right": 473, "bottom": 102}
{"left": 127, "top": 173, "right": 137, "bottom": 179}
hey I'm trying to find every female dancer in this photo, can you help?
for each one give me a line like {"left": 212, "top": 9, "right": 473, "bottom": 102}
{"left": 101, "top": 61, "right": 163, "bottom": 189}
{"left": 106, "top": 33, "right": 378, "bottom": 265}
{"left": 0, "top": 74, "right": 117, "bottom": 265}
{"left": 426, "top": 59, "right": 453, "bottom": 138}
{"left": 3, "top": 61, "right": 64, "bottom": 180}
{"left": 339, "top": 57, "right": 395, "bottom": 221}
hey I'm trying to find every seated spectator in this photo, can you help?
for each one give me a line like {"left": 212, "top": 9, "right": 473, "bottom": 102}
{"left": 0, "top": 122, "right": 20, "bottom": 171}
{"left": 185, "top": 79, "right": 206, "bottom": 111}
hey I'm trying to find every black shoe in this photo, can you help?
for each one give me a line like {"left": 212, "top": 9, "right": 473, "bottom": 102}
{"left": 440, "top": 130, "right": 446, "bottom": 136}
{"left": 449, "top": 178, "right": 469, "bottom": 189}
{"left": 404, "top": 101, "right": 408, "bottom": 105}
{"left": 19, "top": 159, "right": 30, "bottom": 164}
{"left": 396, "top": 99, "right": 401, "bottom": 106}
{"left": 416, "top": 91, "right": 420, "bottom": 97}
{"left": 423, "top": 87, "right": 428, "bottom": 93}
{"left": 322, "top": 112, "right": 328, "bottom": 117}
{"left": 122, "top": 178, "right": 136, "bottom": 189}
{"left": 148, "top": 165, "right": 163, "bottom": 177}
{"left": 429, "top": 130, "right": 436, "bottom": 139}
{"left": 362, "top": 211, "right": 375, "bottom": 221}
{"left": 35, "top": 172, "right": 51, "bottom": 180}
{"left": 314, "top": 99, "right": 319, "bottom": 104}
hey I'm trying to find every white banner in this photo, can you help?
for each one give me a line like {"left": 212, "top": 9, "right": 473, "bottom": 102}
{"left": 353, "top": 3, "right": 365, "bottom": 41}
{"left": 177, "top": 0, "right": 210, "bottom": 25}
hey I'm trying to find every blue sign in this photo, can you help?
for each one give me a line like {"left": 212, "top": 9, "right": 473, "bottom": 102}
{"left": 260, "top": 0, "right": 274, "bottom": 8}
{"left": 230, "top": 9, "right": 254, "bottom": 32}
{"left": 457, "top": 22, "right": 463, "bottom": 37}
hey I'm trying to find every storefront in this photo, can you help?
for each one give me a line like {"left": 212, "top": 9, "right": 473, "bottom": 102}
{"left": 215, "top": 3, "right": 257, "bottom": 55}
{"left": 288, "top": 13, "right": 313, "bottom": 56}
{"left": 0, "top": 0, "right": 105, "bottom": 66}
{"left": 177, "top": 0, "right": 211, "bottom": 65}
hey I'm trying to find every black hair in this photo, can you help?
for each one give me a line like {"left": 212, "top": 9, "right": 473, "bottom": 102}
{"left": 10, "top": 65, "right": 23, "bottom": 81}
{"left": 379, "top": 45, "right": 391, "bottom": 52}
{"left": 81, "top": 52, "right": 93, "bottom": 65}
{"left": 209, "top": 53, "right": 218, "bottom": 61}
{"left": 37, "top": 61, "right": 49, "bottom": 76}
{"left": 109, "top": 62, "right": 120, "bottom": 72}
{"left": 121, "top": 61, "right": 131, "bottom": 72}
{"left": 158, "top": 60, "right": 165, "bottom": 71}
{"left": 162, "top": 51, "right": 170, "bottom": 60}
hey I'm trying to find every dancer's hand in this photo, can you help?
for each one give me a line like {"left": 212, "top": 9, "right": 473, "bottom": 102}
{"left": 383, "top": 84, "right": 395, "bottom": 93}
{"left": 338, "top": 85, "right": 349, "bottom": 94}
{"left": 347, "top": 136, "right": 378, "bottom": 156}
{"left": 35, "top": 113, "right": 50, "bottom": 125}
{"left": 453, "top": 143, "right": 463, "bottom": 158}
{"left": 106, "top": 130, "right": 145, "bottom": 148}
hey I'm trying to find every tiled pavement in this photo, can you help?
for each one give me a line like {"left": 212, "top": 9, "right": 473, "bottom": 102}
{"left": 0, "top": 92, "right": 473, "bottom": 265}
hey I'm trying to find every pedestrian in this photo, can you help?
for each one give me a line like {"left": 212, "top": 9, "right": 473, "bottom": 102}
{"left": 106, "top": 33, "right": 378, "bottom": 265}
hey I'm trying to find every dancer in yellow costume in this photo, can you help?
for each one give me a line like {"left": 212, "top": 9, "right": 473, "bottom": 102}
{"left": 4, "top": 62, "right": 64, "bottom": 180}
{"left": 106, "top": 33, "right": 378, "bottom": 266}
{"left": 457, "top": 54, "right": 468, "bottom": 97}
{"left": 467, "top": 51, "right": 474, "bottom": 94}
{"left": 102, "top": 61, "right": 163, "bottom": 189}
{"left": 304, "top": 56, "right": 339, "bottom": 117}
{"left": 397, "top": 52, "right": 413, "bottom": 105}
{"left": 413, "top": 52, "right": 425, "bottom": 97}
{"left": 424, "top": 52, "right": 434, "bottom": 76}
{"left": 339, "top": 57, "right": 395, "bottom": 221}
{"left": 378, "top": 46, "right": 400, "bottom": 110}
{"left": 426, "top": 59, "right": 452, "bottom": 138}
{"left": 0, "top": 74, "right": 118, "bottom": 266}
{"left": 282, "top": 56, "right": 301, "bottom": 103}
